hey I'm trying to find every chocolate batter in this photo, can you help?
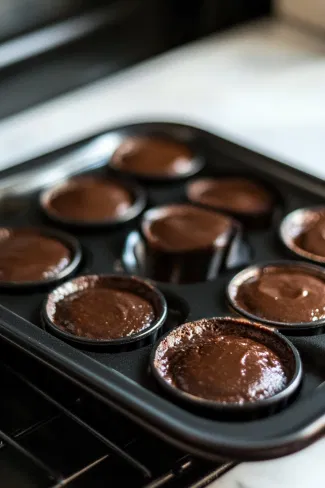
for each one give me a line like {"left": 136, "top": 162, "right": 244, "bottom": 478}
{"left": 142, "top": 204, "right": 232, "bottom": 252}
{"left": 53, "top": 286, "right": 155, "bottom": 339}
{"left": 187, "top": 177, "right": 273, "bottom": 214}
{"left": 294, "top": 210, "right": 325, "bottom": 258}
{"left": 45, "top": 177, "right": 133, "bottom": 222}
{"left": 111, "top": 136, "right": 194, "bottom": 176}
{"left": 236, "top": 266, "right": 325, "bottom": 323}
{"left": 169, "top": 335, "right": 287, "bottom": 403}
{"left": 0, "top": 228, "right": 71, "bottom": 282}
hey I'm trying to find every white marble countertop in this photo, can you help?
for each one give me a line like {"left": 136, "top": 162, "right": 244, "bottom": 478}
{"left": 213, "top": 437, "right": 325, "bottom": 488}
{"left": 0, "top": 19, "right": 324, "bottom": 178}
{"left": 0, "top": 18, "right": 324, "bottom": 488}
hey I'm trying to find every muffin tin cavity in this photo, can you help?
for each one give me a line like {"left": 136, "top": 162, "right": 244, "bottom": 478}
{"left": 151, "top": 317, "right": 302, "bottom": 417}
{"left": 0, "top": 226, "right": 81, "bottom": 289}
{"left": 41, "top": 175, "right": 146, "bottom": 228}
{"left": 227, "top": 261, "right": 325, "bottom": 334}
{"left": 280, "top": 206, "right": 325, "bottom": 264}
{"left": 43, "top": 274, "right": 167, "bottom": 349}
{"left": 122, "top": 204, "right": 250, "bottom": 284}
{"left": 186, "top": 176, "right": 278, "bottom": 228}
{"left": 108, "top": 134, "right": 204, "bottom": 181}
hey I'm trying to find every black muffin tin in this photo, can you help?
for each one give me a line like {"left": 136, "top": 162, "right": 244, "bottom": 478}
{"left": 0, "top": 122, "right": 325, "bottom": 462}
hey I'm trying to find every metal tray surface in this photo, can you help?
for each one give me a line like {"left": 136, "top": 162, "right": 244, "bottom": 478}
{"left": 0, "top": 122, "right": 324, "bottom": 462}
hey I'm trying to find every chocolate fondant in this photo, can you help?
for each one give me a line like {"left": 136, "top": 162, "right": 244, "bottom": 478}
{"left": 153, "top": 317, "right": 299, "bottom": 408}
{"left": 45, "top": 177, "right": 133, "bottom": 222}
{"left": 168, "top": 335, "right": 287, "bottom": 403}
{"left": 111, "top": 137, "right": 194, "bottom": 177}
{"left": 53, "top": 286, "right": 155, "bottom": 339}
{"left": 0, "top": 228, "right": 71, "bottom": 282}
{"left": 294, "top": 210, "right": 325, "bottom": 258}
{"left": 142, "top": 204, "right": 232, "bottom": 252}
{"left": 235, "top": 266, "right": 325, "bottom": 323}
{"left": 187, "top": 177, "right": 273, "bottom": 214}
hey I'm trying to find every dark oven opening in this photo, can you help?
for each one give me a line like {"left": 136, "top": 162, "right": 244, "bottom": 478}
{"left": 0, "top": 334, "right": 232, "bottom": 487}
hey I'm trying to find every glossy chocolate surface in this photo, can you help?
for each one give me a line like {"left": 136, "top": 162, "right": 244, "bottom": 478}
{"left": 235, "top": 265, "right": 325, "bottom": 323}
{"left": 294, "top": 210, "right": 325, "bottom": 258}
{"left": 111, "top": 136, "right": 194, "bottom": 176}
{"left": 170, "top": 336, "right": 287, "bottom": 403}
{"left": 154, "top": 318, "right": 290, "bottom": 405}
{"left": 187, "top": 177, "right": 274, "bottom": 214}
{"left": 44, "top": 176, "right": 134, "bottom": 222}
{"left": 0, "top": 228, "right": 71, "bottom": 282}
{"left": 53, "top": 283, "right": 155, "bottom": 340}
{"left": 142, "top": 204, "right": 232, "bottom": 252}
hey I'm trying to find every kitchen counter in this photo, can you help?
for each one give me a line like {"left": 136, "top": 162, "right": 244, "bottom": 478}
{"left": 0, "top": 18, "right": 324, "bottom": 178}
{"left": 0, "top": 18, "right": 324, "bottom": 487}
